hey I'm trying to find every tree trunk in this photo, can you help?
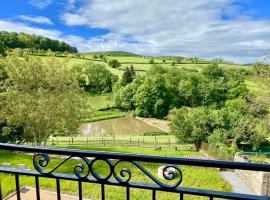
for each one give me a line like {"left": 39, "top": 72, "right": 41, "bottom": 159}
{"left": 194, "top": 141, "right": 202, "bottom": 151}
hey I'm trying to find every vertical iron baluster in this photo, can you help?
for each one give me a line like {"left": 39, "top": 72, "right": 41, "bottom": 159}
{"left": 101, "top": 184, "right": 105, "bottom": 200}
{"left": 78, "top": 181, "right": 82, "bottom": 200}
{"left": 15, "top": 174, "right": 21, "bottom": 200}
{"left": 152, "top": 190, "right": 156, "bottom": 200}
{"left": 35, "top": 176, "right": 40, "bottom": 200}
{"left": 180, "top": 193, "right": 184, "bottom": 200}
{"left": 209, "top": 197, "right": 213, "bottom": 200}
{"left": 56, "top": 178, "right": 61, "bottom": 200}
{"left": 126, "top": 187, "right": 130, "bottom": 200}
{"left": 0, "top": 178, "right": 2, "bottom": 200}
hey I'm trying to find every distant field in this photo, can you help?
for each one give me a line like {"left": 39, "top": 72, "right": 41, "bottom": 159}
{"left": 86, "top": 93, "right": 115, "bottom": 110}
{"left": 38, "top": 54, "right": 250, "bottom": 78}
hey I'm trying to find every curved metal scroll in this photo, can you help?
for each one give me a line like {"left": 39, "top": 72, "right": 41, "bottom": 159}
{"left": 33, "top": 153, "right": 183, "bottom": 188}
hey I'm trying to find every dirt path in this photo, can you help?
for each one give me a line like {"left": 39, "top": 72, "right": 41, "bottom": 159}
{"left": 136, "top": 117, "right": 170, "bottom": 133}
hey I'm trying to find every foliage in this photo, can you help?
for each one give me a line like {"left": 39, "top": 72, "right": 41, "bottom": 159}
{"left": 175, "top": 57, "right": 182, "bottom": 64}
{"left": 115, "top": 64, "right": 248, "bottom": 118}
{"left": 0, "top": 42, "right": 7, "bottom": 57}
{"left": 72, "top": 62, "right": 118, "bottom": 93}
{"left": 149, "top": 58, "right": 155, "bottom": 64}
{"left": 0, "top": 121, "right": 27, "bottom": 143}
{"left": 0, "top": 31, "right": 77, "bottom": 52}
{"left": 109, "top": 59, "right": 121, "bottom": 68}
{"left": 170, "top": 107, "right": 211, "bottom": 150}
{"left": 0, "top": 54, "right": 87, "bottom": 145}
{"left": 121, "top": 66, "right": 136, "bottom": 85}
{"left": 170, "top": 98, "right": 269, "bottom": 152}
{"left": 252, "top": 62, "right": 270, "bottom": 79}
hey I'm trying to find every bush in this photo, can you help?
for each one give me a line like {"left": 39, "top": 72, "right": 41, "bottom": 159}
{"left": 109, "top": 59, "right": 121, "bottom": 68}
{"left": 149, "top": 58, "right": 155, "bottom": 64}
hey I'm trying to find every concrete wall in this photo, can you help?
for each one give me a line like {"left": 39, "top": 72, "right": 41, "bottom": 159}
{"left": 234, "top": 155, "right": 270, "bottom": 196}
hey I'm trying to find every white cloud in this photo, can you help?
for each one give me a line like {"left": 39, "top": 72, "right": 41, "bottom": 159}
{"left": 18, "top": 15, "right": 53, "bottom": 25}
{"left": 28, "top": 0, "right": 53, "bottom": 9}
{"left": 0, "top": 20, "right": 60, "bottom": 38}
{"left": 61, "top": 0, "right": 270, "bottom": 63}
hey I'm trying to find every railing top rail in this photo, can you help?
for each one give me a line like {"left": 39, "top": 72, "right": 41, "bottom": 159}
{"left": 0, "top": 143, "right": 269, "bottom": 172}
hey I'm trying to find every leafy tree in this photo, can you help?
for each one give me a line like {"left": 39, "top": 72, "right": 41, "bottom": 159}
{"left": 0, "top": 54, "right": 87, "bottom": 145}
{"left": 130, "top": 65, "right": 136, "bottom": 78}
{"left": 93, "top": 54, "right": 98, "bottom": 59}
{"left": 121, "top": 67, "right": 136, "bottom": 85}
{"left": 149, "top": 58, "right": 155, "bottom": 64}
{"left": 109, "top": 59, "right": 121, "bottom": 68}
{"left": 170, "top": 99, "right": 269, "bottom": 152}
{"left": 0, "top": 42, "right": 6, "bottom": 57}
{"left": 202, "top": 63, "right": 224, "bottom": 80}
{"left": 176, "top": 57, "right": 182, "bottom": 64}
{"left": 170, "top": 107, "right": 211, "bottom": 151}
{"left": 134, "top": 76, "right": 170, "bottom": 118}
{"left": 0, "top": 121, "right": 27, "bottom": 143}
{"left": 72, "top": 62, "right": 118, "bottom": 92}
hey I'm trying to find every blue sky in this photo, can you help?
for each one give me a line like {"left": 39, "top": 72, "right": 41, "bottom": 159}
{"left": 0, "top": 0, "right": 270, "bottom": 63}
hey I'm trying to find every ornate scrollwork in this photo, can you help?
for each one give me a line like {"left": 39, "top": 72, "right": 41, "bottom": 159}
{"left": 113, "top": 160, "right": 132, "bottom": 184}
{"left": 112, "top": 160, "right": 182, "bottom": 188}
{"left": 32, "top": 153, "right": 182, "bottom": 188}
{"left": 89, "top": 158, "right": 113, "bottom": 181}
{"left": 33, "top": 153, "right": 90, "bottom": 179}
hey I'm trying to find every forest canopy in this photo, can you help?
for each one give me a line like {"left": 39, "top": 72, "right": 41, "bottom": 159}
{"left": 0, "top": 31, "right": 77, "bottom": 53}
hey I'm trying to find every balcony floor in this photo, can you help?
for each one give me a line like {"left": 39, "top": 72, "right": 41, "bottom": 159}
{"left": 5, "top": 187, "right": 91, "bottom": 200}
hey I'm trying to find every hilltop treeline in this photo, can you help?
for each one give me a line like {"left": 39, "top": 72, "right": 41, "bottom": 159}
{"left": 0, "top": 31, "right": 77, "bottom": 53}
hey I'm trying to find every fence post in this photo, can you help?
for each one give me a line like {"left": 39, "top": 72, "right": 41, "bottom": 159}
{"left": 155, "top": 136, "right": 157, "bottom": 145}
{"left": 130, "top": 137, "right": 131, "bottom": 143}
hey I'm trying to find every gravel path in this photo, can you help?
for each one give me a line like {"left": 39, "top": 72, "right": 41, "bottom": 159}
{"left": 220, "top": 171, "right": 253, "bottom": 195}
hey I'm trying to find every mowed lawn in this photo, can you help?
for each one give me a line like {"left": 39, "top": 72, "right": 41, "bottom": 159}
{"left": 0, "top": 150, "right": 231, "bottom": 200}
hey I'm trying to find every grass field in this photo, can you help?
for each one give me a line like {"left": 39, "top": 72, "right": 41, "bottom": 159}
{"left": 86, "top": 93, "right": 115, "bottom": 110}
{"left": 0, "top": 150, "right": 231, "bottom": 200}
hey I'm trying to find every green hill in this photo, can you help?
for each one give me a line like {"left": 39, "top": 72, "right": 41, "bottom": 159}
{"left": 86, "top": 51, "right": 142, "bottom": 57}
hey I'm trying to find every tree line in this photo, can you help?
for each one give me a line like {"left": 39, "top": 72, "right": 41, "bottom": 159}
{"left": 0, "top": 31, "right": 78, "bottom": 53}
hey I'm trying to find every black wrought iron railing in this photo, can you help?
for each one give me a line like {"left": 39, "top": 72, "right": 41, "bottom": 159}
{"left": 0, "top": 143, "right": 269, "bottom": 200}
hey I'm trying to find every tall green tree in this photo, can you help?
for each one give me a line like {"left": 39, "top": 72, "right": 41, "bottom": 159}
{"left": 0, "top": 54, "right": 87, "bottom": 145}
{"left": 121, "top": 67, "right": 136, "bottom": 85}
{"left": 170, "top": 107, "right": 211, "bottom": 151}
{"left": 134, "top": 76, "right": 170, "bottom": 118}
